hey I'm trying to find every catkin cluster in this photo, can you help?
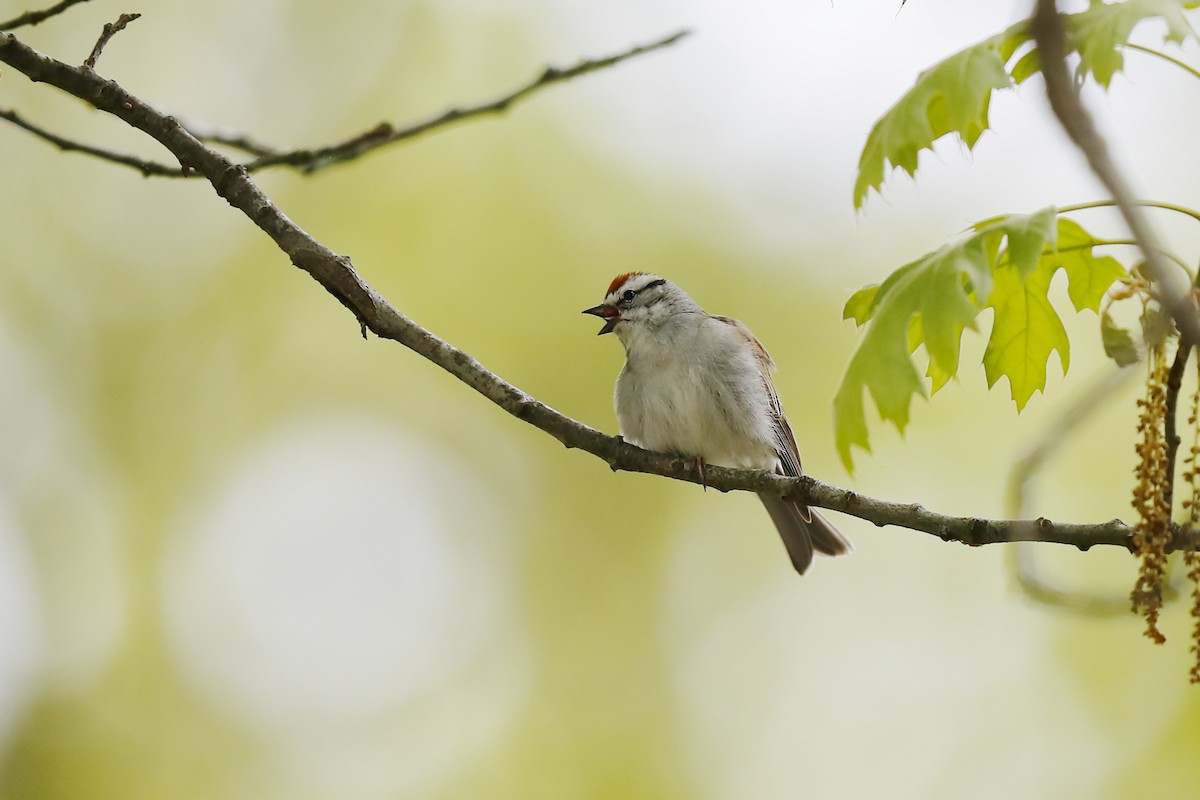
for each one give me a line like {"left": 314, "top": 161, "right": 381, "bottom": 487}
{"left": 1130, "top": 343, "right": 1172, "bottom": 644}
{"left": 1180, "top": 362, "right": 1200, "bottom": 683}
{"left": 1131, "top": 339, "right": 1200, "bottom": 682}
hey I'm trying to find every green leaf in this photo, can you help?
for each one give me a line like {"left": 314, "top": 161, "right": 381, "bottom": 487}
{"left": 982, "top": 260, "right": 1070, "bottom": 410}
{"left": 835, "top": 212, "right": 1037, "bottom": 469}
{"left": 1010, "top": 49, "right": 1041, "bottom": 84}
{"left": 1101, "top": 308, "right": 1140, "bottom": 367}
{"left": 1048, "top": 218, "right": 1127, "bottom": 312}
{"left": 1069, "top": 0, "right": 1198, "bottom": 87}
{"left": 990, "top": 205, "right": 1057, "bottom": 278}
{"left": 843, "top": 285, "right": 880, "bottom": 326}
{"left": 854, "top": 1, "right": 1198, "bottom": 207}
{"left": 1141, "top": 301, "right": 1175, "bottom": 347}
{"left": 981, "top": 215, "right": 1128, "bottom": 408}
{"left": 834, "top": 280, "right": 932, "bottom": 472}
{"left": 853, "top": 32, "right": 1014, "bottom": 209}
{"left": 835, "top": 209, "right": 1128, "bottom": 470}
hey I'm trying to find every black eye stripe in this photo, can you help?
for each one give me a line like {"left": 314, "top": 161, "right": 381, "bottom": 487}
{"left": 617, "top": 278, "right": 666, "bottom": 303}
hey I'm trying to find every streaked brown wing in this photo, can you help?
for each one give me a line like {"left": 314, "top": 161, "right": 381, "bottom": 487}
{"left": 714, "top": 315, "right": 804, "bottom": 478}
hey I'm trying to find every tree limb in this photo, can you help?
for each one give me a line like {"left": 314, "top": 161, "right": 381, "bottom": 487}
{"left": 0, "top": 28, "right": 692, "bottom": 178}
{"left": 0, "top": 26, "right": 1186, "bottom": 553}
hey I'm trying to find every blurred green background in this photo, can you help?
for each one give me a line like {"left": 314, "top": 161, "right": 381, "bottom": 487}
{"left": 2, "top": 0, "right": 1200, "bottom": 798}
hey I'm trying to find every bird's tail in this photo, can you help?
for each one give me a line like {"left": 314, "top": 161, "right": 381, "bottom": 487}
{"left": 758, "top": 494, "right": 852, "bottom": 575}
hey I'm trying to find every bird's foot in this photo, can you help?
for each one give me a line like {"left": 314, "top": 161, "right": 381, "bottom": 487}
{"left": 692, "top": 455, "right": 707, "bottom": 491}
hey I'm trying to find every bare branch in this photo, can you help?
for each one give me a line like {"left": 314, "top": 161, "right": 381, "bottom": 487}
{"left": 0, "top": 29, "right": 691, "bottom": 179}
{"left": 0, "top": 107, "right": 181, "bottom": 175}
{"left": 0, "top": 27, "right": 1185, "bottom": 553}
{"left": 0, "top": 106, "right": 283, "bottom": 175}
{"left": 83, "top": 12, "right": 139, "bottom": 70}
{"left": 1032, "top": 0, "right": 1200, "bottom": 348}
{"left": 182, "top": 122, "right": 282, "bottom": 158}
{"left": 1165, "top": 341, "right": 1193, "bottom": 509}
{"left": 246, "top": 28, "right": 692, "bottom": 174}
{"left": 0, "top": 0, "right": 90, "bottom": 31}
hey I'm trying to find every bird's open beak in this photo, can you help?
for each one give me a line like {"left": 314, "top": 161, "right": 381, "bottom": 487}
{"left": 582, "top": 304, "right": 620, "bottom": 336}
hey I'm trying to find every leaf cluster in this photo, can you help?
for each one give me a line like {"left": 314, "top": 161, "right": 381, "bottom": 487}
{"left": 836, "top": 209, "right": 1125, "bottom": 469}
{"left": 839, "top": 0, "right": 1200, "bottom": 470}
{"left": 855, "top": 0, "right": 1199, "bottom": 209}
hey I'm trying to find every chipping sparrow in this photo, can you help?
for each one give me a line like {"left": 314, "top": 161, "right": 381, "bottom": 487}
{"left": 583, "top": 272, "right": 851, "bottom": 574}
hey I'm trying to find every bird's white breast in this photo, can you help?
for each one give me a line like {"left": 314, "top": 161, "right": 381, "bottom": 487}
{"left": 614, "top": 314, "right": 779, "bottom": 470}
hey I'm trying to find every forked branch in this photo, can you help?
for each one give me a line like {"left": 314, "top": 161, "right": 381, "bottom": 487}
{"left": 0, "top": 21, "right": 690, "bottom": 178}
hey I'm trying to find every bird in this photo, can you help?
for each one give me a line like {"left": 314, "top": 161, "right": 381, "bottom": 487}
{"left": 583, "top": 272, "right": 850, "bottom": 574}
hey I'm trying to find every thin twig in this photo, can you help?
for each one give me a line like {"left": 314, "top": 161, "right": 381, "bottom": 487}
{"left": 1165, "top": 342, "right": 1194, "bottom": 510}
{"left": 1076, "top": 238, "right": 1195, "bottom": 279}
{"left": 182, "top": 123, "right": 282, "bottom": 158}
{"left": 0, "top": 29, "right": 691, "bottom": 179}
{"left": 0, "top": 108, "right": 181, "bottom": 175}
{"left": 1163, "top": 267, "right": 1200, "bottom": 510}
{"left": 1032, "top": 0, "right": 1200, "bottom": 348}
{"left": 245, "top": 28, "right": 692, "bottom": 174}
{"left": 1124, "top": 42, "right": 1200, "bottom": 84}
{"left": 0, "top": 107, "right": 287, "bottom": 175}
{"left": 0, "top": 0, "right": 90, "bottom": 31}
{"left": 83, "top": 12, "right": 139, "bottom": 70}
{"left": 0, "top": 27, "right": 1193, "bottom": 553}
{"left": 1059, "top": 199, "right": 1200, "bottom": 226}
